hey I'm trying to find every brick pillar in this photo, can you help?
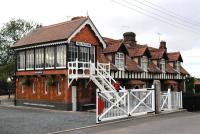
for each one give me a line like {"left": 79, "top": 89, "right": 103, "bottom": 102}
{"left": 154, "top": 80, "right": 161, "bottom": 114}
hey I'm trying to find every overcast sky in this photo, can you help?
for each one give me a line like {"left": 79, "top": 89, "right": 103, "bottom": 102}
{"left": 1, "top": 0, "right": 200, "bottom": 77}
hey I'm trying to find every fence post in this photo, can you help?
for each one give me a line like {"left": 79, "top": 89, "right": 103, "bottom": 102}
{"left": 151, "top": 86, "right": 155, "bottom": 111}
{"left": 127, "top": 89, "right": 130, "bottom": 116}
{"left": 180, "top": 91, "right": 183, "bottom": 109}
{"left": 168, "top": 88, "right": 172, "bottom": 110}
{"left": 96, "top": 88, "right": 99, "bottom": 124}
{"left": 153, "top": 80, "right": 161, "bottom": 114}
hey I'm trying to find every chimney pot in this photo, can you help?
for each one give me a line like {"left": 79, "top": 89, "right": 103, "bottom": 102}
{"left": 159, "top": 41, "right": 167, "bottom": 52}
{"left": 123, "top": 32, "right": 137, "bottom": 46}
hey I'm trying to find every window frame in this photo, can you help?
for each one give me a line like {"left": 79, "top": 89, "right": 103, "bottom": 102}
{"left": 56, "top": 45, "right": 67, "bottom": 69}
{"left": 160, "top": 58, "right": 166, "bottom": 73}
{"left": 141, "top": 56, "right": 148, "bottom": 72}
{"left": 26, "top": 49, "right": 34, "bottom": 70}
{"left": 115, "top": 52, "right": 125, "bottom": 70}
{"left": 45, "top": 46, "right": 55, "bottom": 69}
{"left": 35, "top": 48, "right": 44, "bottom": 70}
{"left": 17, "top": 51, "right": 25, "bottom": 71}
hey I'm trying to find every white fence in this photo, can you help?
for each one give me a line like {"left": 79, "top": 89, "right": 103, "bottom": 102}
{"left": 160, "top": 89, "right": 182, "bottom": 111}
{"left": 96, "top": 88, "right": 155, "bottom": 123}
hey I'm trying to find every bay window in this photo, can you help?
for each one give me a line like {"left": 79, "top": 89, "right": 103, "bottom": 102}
{"left": 17, "top": 51, "right": 25, "bottom": 70}
{"left": 35, "top": 48, "right": 44, "bottom": 69}
{"left": 115, "top": 52, "right": 124, "bottom": 70}
{"left": 141, "top": 56, "right": 148, "bottom": 72}
{"left": 26, "top": 49, "right": 34, "bottom": 70}
{"left": 56, "top": 45, "right": 66, "bottom": 68}
{"left": 45, "top": 46, "right": 55, "bottom": 69}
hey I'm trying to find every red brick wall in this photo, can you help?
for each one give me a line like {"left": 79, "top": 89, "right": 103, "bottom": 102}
{"left": 72, "top": 25, "right": 100, "bottom": 45}
{"left": 16, "top": 76, "right": 70, "bottom": 103}
{"left": 76, "top": 80, "right": 96, "bottom": 104}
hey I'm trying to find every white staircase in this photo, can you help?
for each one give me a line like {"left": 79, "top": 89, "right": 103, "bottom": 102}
{"left": 68, "top": 60, "right": 124, "bottom": 100}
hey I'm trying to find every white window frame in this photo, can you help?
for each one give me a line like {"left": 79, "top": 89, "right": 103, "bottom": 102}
{"left": 56, "top": 45, "right": 66, "bottom": 68}
{"left": 45, "top": 46, "right": 55, "bottom": 69}
{"left": 115, "top": 52, "right": 124, "bottom": 70}
{"left": 68, "top": 43, "right": 78, "bottom": 61}
{"left": 35, "top": 48, "right": 44, "bottom": 70}
{"left": 141, "top": 56, "right": 148, "bottom": 72}
{"left": 175, "top": 61, "right": 181, "bottom": 72}
{"left": 26, "top": 49, "right": 34, "bottom": 70}
{"left": 160, "top": 58, "right": 166, "bottom": 73}
{"left": 17, "top": 51, "right": 25, "bottom": 71}
{"left": 79, "top": 46, "right": 90, "bottom": 62}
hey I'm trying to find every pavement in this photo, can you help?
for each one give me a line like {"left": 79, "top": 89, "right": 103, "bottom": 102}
{"left": 0, "top": 105, "right": 95, "bottom": 134}
{"left": 54, "top": 111, "right": 200, "bottom": 134}
{"left": 0, "top": 105, "right": 198, "bottom": 134}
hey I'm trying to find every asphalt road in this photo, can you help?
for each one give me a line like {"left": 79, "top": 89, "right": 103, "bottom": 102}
{"left": 59, "top": 111, "right": 200, "bottom": 134}
{"left": 0, "top": 106, "right": 95, "bottom": 134}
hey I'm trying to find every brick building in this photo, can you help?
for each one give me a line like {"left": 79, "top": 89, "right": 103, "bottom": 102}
{"left": 12, "top": 16, "right": 189, "bottom": 111}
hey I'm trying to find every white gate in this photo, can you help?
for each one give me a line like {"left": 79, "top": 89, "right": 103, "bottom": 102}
{"left": 160, "top": 89, "right": 182, "bottom": 111}
{"left": 96, "top": 87, "right": 155, "bottom": 123}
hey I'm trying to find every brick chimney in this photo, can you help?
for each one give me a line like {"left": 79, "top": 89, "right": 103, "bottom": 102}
{"left": 123, "top": 32, "right": 137, "bottom": 47}
{"left": 159, "top": 41, "right": 167, "bottom": 52}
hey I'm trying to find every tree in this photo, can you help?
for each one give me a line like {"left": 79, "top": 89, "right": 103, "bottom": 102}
{"left": 0, "top": 19, "right": 41, "bottom": 94}
{"left": 185, "top": 77, "right": 195, "bottom": 93}
{"left": 0, "top": 19, "right": 41, "bottom": 65}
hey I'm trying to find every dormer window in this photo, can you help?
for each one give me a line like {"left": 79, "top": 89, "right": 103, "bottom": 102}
{"left": 175, "top": 61, "right": 180, "bottom": 73}
{"left": 141, "top": 56, "right": 148, "bottom": 72}
{"left": 115, "top": 52, "right": 124, "bottom": 70}
{"left": 160, "top": 58, "right": 166, "bottom": 73}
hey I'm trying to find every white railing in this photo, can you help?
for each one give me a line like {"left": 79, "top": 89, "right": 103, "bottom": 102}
{"left": 68, "top": 59, "right": 93, "bottom": 87}
{"left": 97, "top": 62, "right": 124, "bottom": 91}
{"left": 160, "top": 89, "right": 182, "bottom": 111}
{"left": 96, "top": 87, "right": 155, "bottom": 123}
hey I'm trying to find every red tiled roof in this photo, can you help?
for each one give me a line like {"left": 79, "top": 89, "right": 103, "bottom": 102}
{"left": 103, "top": 37, "right": 122, "bottom": 45}
{"left": 103, "top": 37, "right": 125, "bottom": 53}
{"left": 103, "top": 43, "right": 121, "bottom": 53}
{"left": 125, "top": 56, "right": 143, "bottom": 72}
{"left": 148, "top": 62, "right": 162, "bottom": 73}
{"left": 127, "top": 45, "right": 149, "bottom": 57}
{"left": 12, "top": 17, "right": 88, "bottom": 48}
{"left": 180, "top": 66, "right": 189, "bottom": 75}
{"left": 99, "top": 53, "right": 118, "bottom": 71}
{"left": 168, "top": 52, "right": 183, "bottom": 62}
{"left": 166, "top": 64, "right": 178, "bottom": 74}
{"left": 127, "top": 80, "right": 145, "bottom": 85}
{"left": 150, "top": 49, "right": 168, "bottom": 60}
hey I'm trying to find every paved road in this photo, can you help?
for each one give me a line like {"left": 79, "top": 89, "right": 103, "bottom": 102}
{"left": 59, "top": 111, "right": 200, "bottom": 134}
{"left": 0, "top": 106, "right": 95, "bottom": 134}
